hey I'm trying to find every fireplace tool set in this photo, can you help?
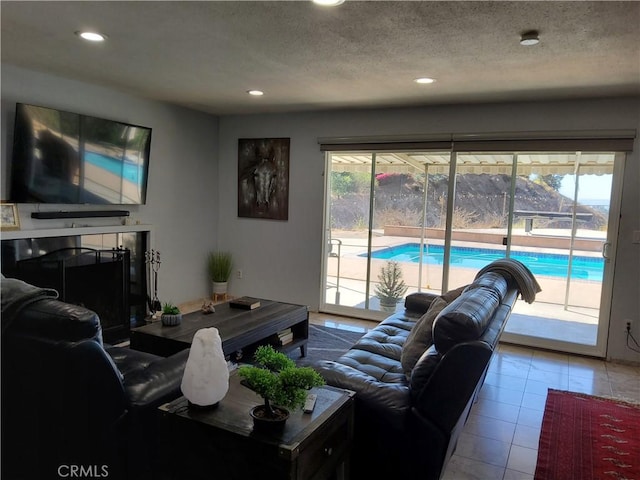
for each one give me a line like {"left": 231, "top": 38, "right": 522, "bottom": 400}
{"left": 145, "top": 250, "right": 162, "bottom": 315}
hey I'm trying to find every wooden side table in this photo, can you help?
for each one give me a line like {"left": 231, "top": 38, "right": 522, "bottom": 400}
{"left": 157, "top": 373, "right": 355, "bottom": 480}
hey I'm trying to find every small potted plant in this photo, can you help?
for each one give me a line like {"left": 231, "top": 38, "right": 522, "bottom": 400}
{"left": 207, "top": 251, "right": 233, "bottom": 299}
{"left": 375, "top": 260, "right": 408, "bottom": 313}
{"left": 238, "top": 345, "right": 324, "bottom": 431}
{"left": 161, "top": 302, "right": 182, "bottom": 326}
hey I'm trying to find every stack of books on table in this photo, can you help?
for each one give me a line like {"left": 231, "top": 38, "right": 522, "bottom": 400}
{"left": 277, "top": 328, "right": 294, "bottom": 346}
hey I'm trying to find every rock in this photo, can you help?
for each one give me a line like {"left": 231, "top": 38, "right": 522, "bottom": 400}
{"left": 181, "top": 327, "right": 229, "bottom": 407}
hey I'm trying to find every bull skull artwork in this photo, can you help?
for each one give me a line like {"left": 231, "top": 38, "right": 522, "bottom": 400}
{"left": 238, "top": 138, "right": 290, "bottom": 221}
{"left": 253, "top": 158, "right": 277, "bottom": 209}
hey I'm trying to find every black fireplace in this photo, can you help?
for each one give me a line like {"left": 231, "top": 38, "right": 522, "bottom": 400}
{"left": 14, "top": 247, "right": 132, "bottom": 343}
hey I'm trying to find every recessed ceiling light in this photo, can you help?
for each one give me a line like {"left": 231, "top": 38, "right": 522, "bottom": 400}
{"left": 247, "top": 90, "right": 264, "bottom": 96}
{"left": 414, "top": 77, "right": 436, "bottom": 84}
{"left": 520, "top": 30, "right": 540, "bottom": 46}
{"left": 312, "top": 0, "right": 345, "bottom": 6}
{"left": 75, "top": 31, "right": 107, "bottom": 42}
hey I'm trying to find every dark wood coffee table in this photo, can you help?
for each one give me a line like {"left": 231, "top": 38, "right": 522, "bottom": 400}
{"left": 130, "top": 299, "right": 308, "bottom": 359}
{"left": 157, "top": 372, "right": 355, "bottom": 480}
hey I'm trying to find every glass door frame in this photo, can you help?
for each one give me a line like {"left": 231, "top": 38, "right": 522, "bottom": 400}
{"left": 320, "top": 147, "right": 625, "bottom": 357}
{"left": 320, "top": 151, "right": 389, "bottom": 321}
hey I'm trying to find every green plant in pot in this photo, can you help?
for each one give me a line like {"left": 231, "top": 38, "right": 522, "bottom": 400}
{"left": 161, "top": 302, "right": 182, "bottom": 326}
{"left": 238, "top": 345, "right": 324, "bottom": 430}
{"left": 374, "top": 260, "right": 408, "bottom": 313}
{"left": 207, "top": 251, "right": 233, "bottom": 299}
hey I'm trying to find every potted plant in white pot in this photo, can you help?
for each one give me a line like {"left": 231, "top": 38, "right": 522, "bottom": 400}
{"left": 374, "top": 260, "right": 408, "bottom": 313}
{"left": 207, "top": 251, "right": 233, "bottom": 300}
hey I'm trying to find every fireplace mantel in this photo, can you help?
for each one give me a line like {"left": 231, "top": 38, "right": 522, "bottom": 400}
{"left": 1, "top": 224, "right": 153, "bottom": 241}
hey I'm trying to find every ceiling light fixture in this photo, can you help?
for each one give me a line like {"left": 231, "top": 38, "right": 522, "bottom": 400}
{"left": 520, "top": 30, "right": 540, "bottom": 46}
{"left": 75, "top": 31, "right": 107, "bottom": 42}
{"left": 312, "top": 0, "right": 345, "bottom": 6}
{"left": 247, "top": 90, "right": 264, "bottom": 96}
{"left": 414, "top": 77, "right": 436, "bottom": 84}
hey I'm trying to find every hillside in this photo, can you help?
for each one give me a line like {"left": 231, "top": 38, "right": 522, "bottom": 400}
{"left": 330, "top": 173, "right": 607, "bottom": 231}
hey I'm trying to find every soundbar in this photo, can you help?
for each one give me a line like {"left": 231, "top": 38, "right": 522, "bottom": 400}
{"left": 31, "top": 210, "right": 130, "bottom": 220}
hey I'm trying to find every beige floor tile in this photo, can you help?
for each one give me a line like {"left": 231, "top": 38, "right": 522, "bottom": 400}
{"left": 610, "top": 380, "right": 640, "bottom": 401}
{"left": 498, "top": 343, "right": 535, "bottom": 360}
{"left": 506, "top": 445, "right": 538, "bottom": 475}
{"left": 484, "top": 372, "right": 527, "bottom": 392}
{"left": 464, "top": 414, "right": 517, "bottom": 443}
{"left": 441, "top": 455, "right": 505, "bottom": 480}
{"left": 472, "top": 398, "right": 521, "bottom": 424}
{"left": 479, "top": 384, "right": 525, "bottom": 407}
{"left": 520, "top": 392, "right": 547, "bottom": 412}
{"left": 568, "top": 356, "right": 608, "bottom": 377}
{"left": 606, "top": 362, "right": 640, "bottom": 377}
{"left": 512, "top": 424, "right": 541, "bottom": 450}
{"left": 455, "top": 432, "right": 511, "bottom": 467}
{"left": 531, "top": 349, "right": 570, "bottom": 364}
{"left": 525, "top": 378, "right": 561, "bottom": 396}
{"left": 526, "top": 369, "right": 569, "bottom": 388}
{"left": 529, "top": 359, "right": 569, "bottom": 375}
{"left": 489, "top": 356, "right": 531, "bottom": 378}
{"left": 503, "top": 469, "right": 534, "bottom": 480}
{"left": 517, "top": 407, "right": 545, "bottom": 429}
{"left": 567, "top": 375, "right": 612, "bottom": 396}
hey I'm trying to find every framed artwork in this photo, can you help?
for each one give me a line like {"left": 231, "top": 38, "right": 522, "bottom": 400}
{"left": 238, "top": 138, "right": 290, "bottom": 221}
{"left": 1, "top": 203, "right": 20, "bottom": 231}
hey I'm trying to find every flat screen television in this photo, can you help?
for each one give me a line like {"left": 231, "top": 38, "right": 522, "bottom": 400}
{"left": 9, "top": 103, "right": 151, "bottom": 205}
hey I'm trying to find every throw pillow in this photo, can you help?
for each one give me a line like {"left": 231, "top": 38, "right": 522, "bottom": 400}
{"left": 400, "top": 285, "right": 467, "bottom": 377}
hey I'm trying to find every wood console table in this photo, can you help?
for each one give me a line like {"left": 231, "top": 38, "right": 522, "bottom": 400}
{"left": 157, "top": 373, "right": 355, "bottom": 480}
{"left": 130, "top": 299, "right": 308, "bottom": 359}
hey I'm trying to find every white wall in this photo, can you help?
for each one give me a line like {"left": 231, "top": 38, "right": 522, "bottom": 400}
{"left": 1, "top": 64, "right": 220, "bottom": 305}
{"left": 218, "top": 98, "right": 640, "bottom": 363}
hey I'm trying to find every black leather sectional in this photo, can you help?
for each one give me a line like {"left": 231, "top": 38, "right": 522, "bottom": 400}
{"left": 317, "top": 269, "right": 523, "bottom": 479}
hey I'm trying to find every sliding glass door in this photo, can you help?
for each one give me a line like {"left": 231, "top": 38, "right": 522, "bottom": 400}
{"left": 321, "top": 146, "right": 624, "bottom": 356}
{"left": 501, "top": 153, "right": 621, "bottom": 356}
{"left": 322, "top": 151, "right": 451, "bottom": 320}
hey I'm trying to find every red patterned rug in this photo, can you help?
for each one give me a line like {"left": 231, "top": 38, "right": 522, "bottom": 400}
{"left": 535, "top": 389, "right": 640, "bottom": 480}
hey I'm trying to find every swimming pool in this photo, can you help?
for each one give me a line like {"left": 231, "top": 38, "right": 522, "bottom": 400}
{"left": 84, "top": 151, "right": 144, "bottom": 185}
{"left": 363, "top": 243, "right": 604, "bottom": 281}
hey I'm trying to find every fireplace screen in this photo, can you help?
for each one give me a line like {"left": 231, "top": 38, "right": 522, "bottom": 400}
{"left": 16, "top": 247, "right": 130, "bottom": 343}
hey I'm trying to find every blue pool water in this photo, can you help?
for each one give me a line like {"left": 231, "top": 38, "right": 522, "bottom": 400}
{"left": 363, "top": 243, "right": 604, "bottom": 281}
{"left": 84, "top": 151, "right": 143, "bottom": 185}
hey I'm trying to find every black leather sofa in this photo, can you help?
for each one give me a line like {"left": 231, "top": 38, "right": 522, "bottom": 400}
{"left": 1, "top": 276, "right": 189, "bottom": 480}
{"left": 316, "top": 261, "right": 539, "bottom": 479}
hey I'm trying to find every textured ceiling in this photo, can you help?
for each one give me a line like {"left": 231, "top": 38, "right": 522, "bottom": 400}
{"left": 2, "top": 1, "right": 639, "bottom": 115}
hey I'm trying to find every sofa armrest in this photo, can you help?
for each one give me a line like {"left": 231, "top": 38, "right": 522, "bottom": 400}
{"left": 404, "top": 292, "right": 439, "bottom": 315}
{"left": 121, "top": 349, "right": 190, "bottom": 409}
{"left": 412, "top": 342, "right": 492, "bottom": 433}
{"left": 316, "top": 360, "right": 410, "bottom": 427}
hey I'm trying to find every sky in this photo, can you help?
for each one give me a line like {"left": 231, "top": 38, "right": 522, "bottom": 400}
{"left": 559, "top": 174, "right": 612, "bottom": 205}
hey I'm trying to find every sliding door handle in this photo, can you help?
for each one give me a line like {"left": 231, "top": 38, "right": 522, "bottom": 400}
{"left": 602, "top": 242, "right": 611, "bottom": 260}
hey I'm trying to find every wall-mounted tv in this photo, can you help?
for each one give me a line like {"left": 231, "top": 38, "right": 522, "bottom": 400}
{"left": 9, "top": 103, "right": 151, "bottom": 205}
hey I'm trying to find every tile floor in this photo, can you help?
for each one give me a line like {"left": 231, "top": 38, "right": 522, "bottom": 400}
{"left": 309, "top": 313, "right": 640, "bottom": 480}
